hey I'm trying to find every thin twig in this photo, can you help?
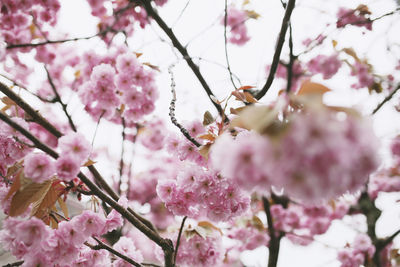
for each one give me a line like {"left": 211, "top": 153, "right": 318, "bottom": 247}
{"left": 0, "top": 82, "right": 159, "bottom": 235}
{"left": 6, "top": 34, "right": 101, "bottom": 49}
{"left": 118, "top": 118, "right": 126, "bottom": 195}
{"left": 168, "top": 64, "right": 201, "bottom": 147}
{"left": 372, "top": 84, "right": 400, "bottom": 114}
{"left": 171, "top": 0, "right": 191, "bottom": 28}
{"left": 2, "top": 261, "right": 24, "bottom": 267}
{"left": 44, "top": 66, "right": 77, "bottom": 132}
{"left": 173, "top": 216, "right": 187, "bottom": 266}
{"left": 224, "top": 0, "right": 238, "bottom": 90}
{"left": 255, "top": 0, "right": 296, "bottom": 100}
{"left": 139, "top": 0, "right": 227, "bottom": 121}
{"left": 286, "top": 23, "right": 295, "bottom": 93}
{"left": 0, "top": 113, "right": 174, "bottom": 265}
{"left": 91, "top": 237, "right": 142, "bottom": 267}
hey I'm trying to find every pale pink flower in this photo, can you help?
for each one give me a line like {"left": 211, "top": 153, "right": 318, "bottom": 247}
{"left": 58, "top": 132, "right": 91, "bottom": 163}
{"left": 24, "top": 152, "right": 56, "bottom": 183}
{"left": 56, "top": 155, "right": 81, "bottom": 181}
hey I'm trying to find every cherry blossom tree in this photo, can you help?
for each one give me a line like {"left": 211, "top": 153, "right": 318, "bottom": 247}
{"left": 0, "top": 0, "right": 399, "bottom": 266}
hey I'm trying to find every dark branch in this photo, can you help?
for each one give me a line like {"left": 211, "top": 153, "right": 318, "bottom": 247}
{"left": 286, "top": 23, "right": 295, "bottom": 93}
{"left": 173, "top": 216, "right": 187, "bottom": 266}
{"left": 262, "top": 196, "right": 283, "bottom": 267}
{"left": 0, "top": 113, "right": 174, "bottom": 266}
{"left": 372, "top": 84, "right": 400, "bottom": 114}
{"left": 255, "top": 0, "right": 296, "bottom": 100}
{"left": 0, "top": 81, "right": 158, "bottom": 234}
{"left": 118, "top": 118, "right": 126, "bottom": 195}
{"left": 44, "top": 66, "right": 77, "bottom": 132}
{"left": 139, "top": 0, "right": 227, "bottom": 121}
{"left": 2, "top": 261, "right": 24, "bottom": 267}
{"left": 168, "top": 64, "right": 201, "bottom": 147}
{"left": 91, "top": 237, "right": 142, "bottom": 267}
{"left": 224, "top": 0, "right": 238, "bottom": 90}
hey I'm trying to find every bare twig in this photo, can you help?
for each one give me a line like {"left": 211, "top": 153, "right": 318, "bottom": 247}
{"left": 372, "top": 84, "right": 400, "bottom": 114}
{"left": 173, "top": 216, "right": 188, "bottom": 266}
{"left": 2, "top": 261, "right": 24, "bottom": 267}
{"left": 118, "top": 118, "right": 126, "bottom": 195}
{"left": 0, "top": 82, "right": 158, "bottom": 234}
{"left": 168, "top": 64, "right": 201, "bottom": 147}
{"left": 255, "top": 0, "right": 296, "bottom": 100}
{"left": 91, "top": 237, "right": 142, "bottom": 267}
{"left": 0, "top": 112, "right": 174, "bottom": 266}
{"left": 139, "top": 0, "right": 227, "bottom": 121}
{"left": 224, "top": 0, "right": 238, "bottom": 90}
{"left": 44, "top": 66, "right": 77, "bottom": 132}
{"left": 286, "top": 23, "right": 295, "bottom": 93}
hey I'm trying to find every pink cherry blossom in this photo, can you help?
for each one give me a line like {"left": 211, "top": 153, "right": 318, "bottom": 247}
{"left": 24, "top": 152, "right": 55, "bottom": 183}
{"left": 58, "top": 132, "right": 91, "bottom": 163}
{"left": 56, "top": 155, "right": 81, "bottom": 181}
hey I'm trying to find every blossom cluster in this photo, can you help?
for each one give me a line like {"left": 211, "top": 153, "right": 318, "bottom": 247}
{"left": 337, "top": 234, "right": 375, "bottom": 267}
{"left": 157, "top": 164, "right": 250, "bottom": 222}
{"left": 271, "top": 201, "right": 348, "bottom": 243}
{"left": 0, "top": 208, "right": 124, "bottom": 266}
{"left": 174, "top": 233, "right": 223, "bottom": 267}
{"left": 336, "top": 6, "right": 372, "bottom": 31}
{"left": 271, "top": 61, "right": 305, "bottom": 92}
{"left": 77, "top": 50, "right": 158, "bottom": 125}
{"left": 350, "top": 61, "right": 375, "bottom": 89}
{"left": 0, "top": 0, "right": 60, "bottom": 46}
{"left": 307, "top": 54, "right": 342, "bottom": 79}
{"left": 128, "top": 162, "right": 178, "bottom": 229}
{"left": 211, "top": 104, "right": 380, "bottom": 203}
{"left": 87, "top": 0, "right": 168, "bottom": 43}
{"left": 165, "top": 120, "right": 207, "bottom": 165}
{"left": 0, "top": 118, "right": 31, "bottom": 176}
{"left": 23, "top": 132, "right": 91, "bottom": 183}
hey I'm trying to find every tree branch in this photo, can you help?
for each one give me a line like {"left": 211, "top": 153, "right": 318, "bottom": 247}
{"left": 138, "top": 0, "right": 227, "bottom": 121}
{"left": 262, "top": 196, "right": 283, "bottom": 267}
{"left": 286, "top": 23, "right": 295, "bottom": 93}
{"left": 173, "top": 216, "right": 187, "bottom": 266}
{"left": 372, "top": 84, "right": 400, "bottom": 114}
{"left": 0, "top": 81, "right": 158, "bottom": 234}
{"left": 168, "top": 64, "right": 201, "bottom": 147}
{"left": 44, "top": 66, "right": 77, "bottom": 132}
{"left": 224, "top": 0, "right": 238, "bottom": 90}
{"left": 255, "top": 0, "right": 296, "bottom": 100}
{"left": 91, "top": 237, "right": 142, "bottom": 267}
{"left": 0, "top": 112, "right": 174, "bottom": 266}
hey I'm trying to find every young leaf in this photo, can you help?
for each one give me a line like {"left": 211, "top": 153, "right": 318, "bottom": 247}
{"left": 203, "top": 111, "right": 214, "bottom": 126}
{"left": 237, "top": 85, "right": 255, "bottom": 91}
{"left": 230, "top": 105, "right": 278, "bottom": 133}
{"left": 83, "top": 159, "right": 97, "bottom": 167}
{"left": 198, "top": 221, "right": 223, "bottom": 235}
{"left": 57, "top": 197, "right": 69, "bottom": 219}
{"left": 9, "top": 179, "right": 52, "bottom": 217}
{"left": 297, "top": 80, "right": 331, "bottom": 96}
{"left": 4, "top": 170, "right": 22, "bottom": 201}
{"left": 31, "top": 181, "right": 66, "bottom": 221}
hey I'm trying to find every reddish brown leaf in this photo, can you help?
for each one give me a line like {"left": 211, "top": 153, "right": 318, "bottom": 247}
{"left": 297, "top": 81, "right": 331, "bottom": 96}
{"left": 198, "top": 134, "right": 216, "bottom": 141}
{"left": 4, "top": 170, "right": 21, "bottom": 201}
{"left": 237, "top": 85, "right": 254, "bottom": 91}
{"left": 198, "top": 221, "right": 223, "bottom": 235}
{"left": 9, "top": 179, "right": 52, "bottom": 217}
{"left": 244, "top": 92, "right": 257, "bottom": 103}
{"left": 31, "top": 181, "right": 66, "bottom": 221}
